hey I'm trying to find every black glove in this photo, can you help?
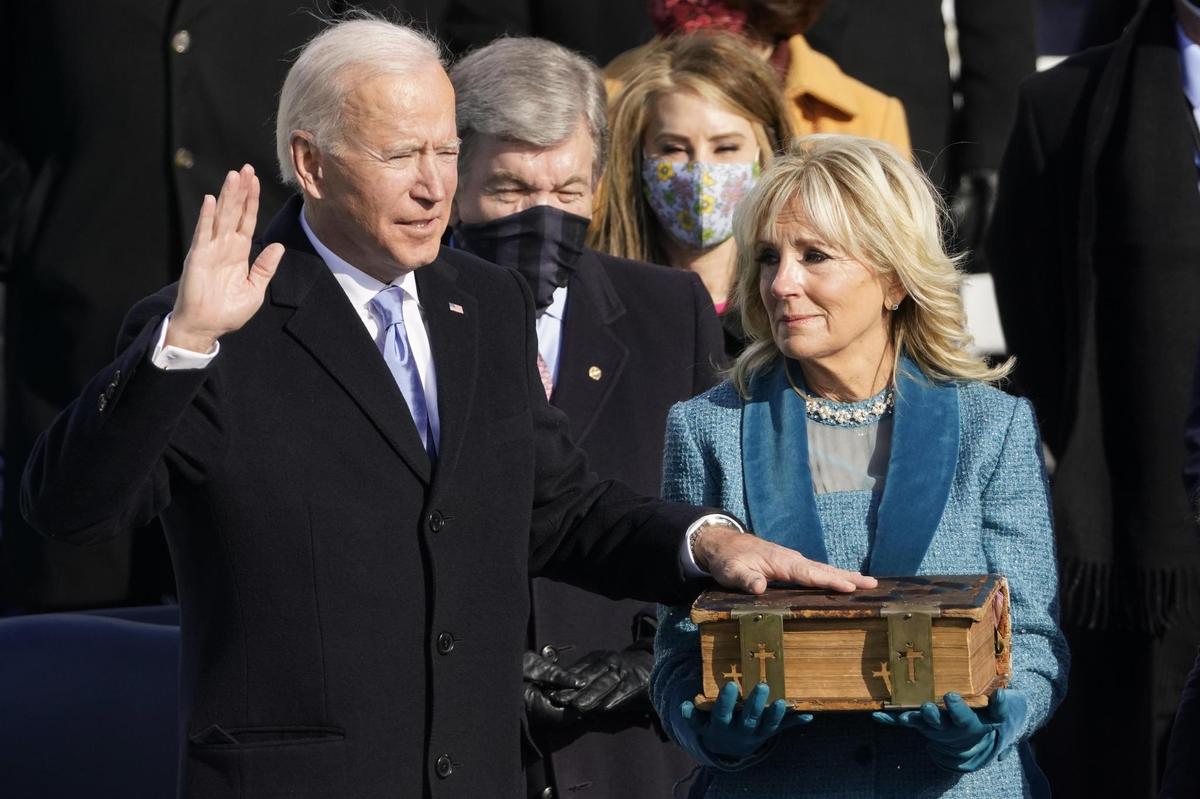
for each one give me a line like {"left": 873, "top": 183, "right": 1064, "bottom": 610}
{"left": 549, "top": 646, "right": 654, "bottom": 715}
{"left": 523, "top": 650, "right": 585, "bottom": 726}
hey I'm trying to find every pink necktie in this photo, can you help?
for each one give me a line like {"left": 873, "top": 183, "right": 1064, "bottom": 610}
{"left": 536, "top": 353, "right": 554, "bottom": 400}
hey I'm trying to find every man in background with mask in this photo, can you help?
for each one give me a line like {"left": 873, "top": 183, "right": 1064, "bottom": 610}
{"left": 450, "top": 38, "right": 725, "bottom": 799}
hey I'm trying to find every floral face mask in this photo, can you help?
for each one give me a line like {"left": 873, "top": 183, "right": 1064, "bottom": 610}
{"left": 641, "top": 156, "right": 760, "bottom": 250}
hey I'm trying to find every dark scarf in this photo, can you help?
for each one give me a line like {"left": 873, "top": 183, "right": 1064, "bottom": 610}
{"left": 1056, "top": 0, "right": 1200, "bottom": 633}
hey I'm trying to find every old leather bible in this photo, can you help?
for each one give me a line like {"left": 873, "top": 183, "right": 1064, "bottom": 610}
{"left": 691, "top": 574, "right": 1011, "bottom": 710}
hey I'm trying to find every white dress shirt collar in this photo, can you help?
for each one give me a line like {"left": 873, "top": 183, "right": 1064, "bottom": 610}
{"left": 299, "top": 207, "right": 420, "bottom": 319}
{"left": 298, "top": 205, "right": 441, "bottom": 447}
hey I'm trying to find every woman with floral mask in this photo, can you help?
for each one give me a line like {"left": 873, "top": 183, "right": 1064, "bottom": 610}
{"left": 591, "top": 31, "right": 794, "bottom": 356}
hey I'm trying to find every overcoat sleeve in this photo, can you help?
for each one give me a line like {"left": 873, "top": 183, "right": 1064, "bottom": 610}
{"left": 507, "top": 267, "right": 713, "bottom": 606}
{"left": 21, "top": 287, "right": 219, "bottom": 545}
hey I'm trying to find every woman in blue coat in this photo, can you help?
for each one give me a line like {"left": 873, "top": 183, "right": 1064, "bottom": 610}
{"left": 654, "top": 134, "right": 1069, "bottom": 798}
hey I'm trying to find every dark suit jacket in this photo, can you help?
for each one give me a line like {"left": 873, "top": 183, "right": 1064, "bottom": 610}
{"left": 806, "top": 0, "right": 1035, "bottom": 189}
{"left": 21, "top": 198, "right": 710, "bottom": 799}
{"left": 527, "top": 250, "right": 722, "bottom": 797}
{"left": 0, "top": 0, "right": 435, "bottom": 611}
{"left": 987, "top": 0, "right": 1200, "bottom": 630}
{"left": 988, "top": 7, "right": 1200, "bottom": 793}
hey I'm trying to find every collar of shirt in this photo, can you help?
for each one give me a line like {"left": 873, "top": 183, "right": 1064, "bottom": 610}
{"left": 298, "top": 206, "right": 441, "bottom": 441}
{"left": 299, "top": 206, "right": 421, "bottom": 339}
{"left": 537, "top": 284, "right": 569, "bottom": 384}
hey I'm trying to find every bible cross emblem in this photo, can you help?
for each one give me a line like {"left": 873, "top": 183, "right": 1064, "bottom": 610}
{"left": 873, "top": 661, "right": 893, "bottom": 694}
{"left": 898, "top": 642, "right": 925, "bottom": 684}
{"left": 722, "top": 664, "right": 744, "bottom": 696}
{"left": 750, "top": 642, "right": 777, "bottom": 684}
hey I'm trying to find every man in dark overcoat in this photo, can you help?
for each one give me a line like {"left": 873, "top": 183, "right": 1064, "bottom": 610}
{"left": 20, "top": 18, "right": 872, "bottom": 799}
{"left": 987, "top": 0, "right": 1200, "bottom": 794}
{"left": 0, "top": 0, "right": 438, "bottom": 611}
{"left": 448, "top": 37, "right": 725, "bottom": 798}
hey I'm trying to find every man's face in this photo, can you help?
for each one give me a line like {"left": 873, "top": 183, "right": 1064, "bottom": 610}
{"left": 304, "top": 65, "right": 459, "bottom": 281}
{"left": 454, "top": 121, "right": 594, "bottom": 225}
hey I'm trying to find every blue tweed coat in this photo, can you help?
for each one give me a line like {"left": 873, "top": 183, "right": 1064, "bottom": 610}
{"left": 653, "top": 360, "right": 1069, "bottom": 798}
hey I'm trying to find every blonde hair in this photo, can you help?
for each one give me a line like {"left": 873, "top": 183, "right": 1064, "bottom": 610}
{"left": 729, "top": 134, "right": 1012, "bottom": 395}
{"left": 590, "top": 31, "right": 794, "bottom": 264}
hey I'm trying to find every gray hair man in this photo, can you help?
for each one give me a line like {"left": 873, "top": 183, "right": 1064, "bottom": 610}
{"left": 450, "top": 38, "right": 726, "bottom": 799}
{"left": 21, "top": 18, "right": 877, "bottom": 799}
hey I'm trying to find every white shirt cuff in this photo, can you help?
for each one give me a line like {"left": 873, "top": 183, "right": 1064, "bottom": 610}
{"left": 151, "top": 313, "right": 220, "bottom": 370}
{"left": 680, "top": 513, "right": 745, "bottom": 578}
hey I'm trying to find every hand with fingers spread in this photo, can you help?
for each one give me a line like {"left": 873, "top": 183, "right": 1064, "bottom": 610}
{"left": 872, "top": 689, "right": 1028, "bottom": 773}
{"left": 168, "top": 164, "right": 285, "bottom": 353}
{"left": 522, "top": 650, "right": 585, "bottom": 726}
{"left": 681, "top": 680, "right": 812, "bottom": 761}
{"left": 692, "top": 523, "right": 878, "bottom": 595}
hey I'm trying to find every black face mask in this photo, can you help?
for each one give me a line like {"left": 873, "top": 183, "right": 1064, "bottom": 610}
{"left": 455, "top": 205, "right": 590, "bottom": 311}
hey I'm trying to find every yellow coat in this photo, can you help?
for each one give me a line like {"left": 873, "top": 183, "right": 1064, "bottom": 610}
{"left": 605, "top": 34, "right": 911, "bottom": 158}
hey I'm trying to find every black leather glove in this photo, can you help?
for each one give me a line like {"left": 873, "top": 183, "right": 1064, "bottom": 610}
{"left": 523, "top": 650, "right": 584, "bottom": 726}
{"left": 549, "top": 646, "right": 654, "bottom": 715}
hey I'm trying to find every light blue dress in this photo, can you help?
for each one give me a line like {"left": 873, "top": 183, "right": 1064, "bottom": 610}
{"left": 653, "top": 358, "right": 1069, "bottom": 798}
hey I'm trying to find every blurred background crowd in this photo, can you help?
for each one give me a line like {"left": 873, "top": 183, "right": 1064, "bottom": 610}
{"left": 3, "top": 0, "right": 1200, "bottom": 797}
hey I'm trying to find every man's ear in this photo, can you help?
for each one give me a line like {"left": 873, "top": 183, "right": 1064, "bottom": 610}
{"left": 290, "top": 132, "right": 324, "bottom": 199}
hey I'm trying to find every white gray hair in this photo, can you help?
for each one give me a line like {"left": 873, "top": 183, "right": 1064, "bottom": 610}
{"left": 449, "top": 37, "right": 608, "bottom": 184}
{"left": 275, "top": 17, "right": 444, "bottom": 187}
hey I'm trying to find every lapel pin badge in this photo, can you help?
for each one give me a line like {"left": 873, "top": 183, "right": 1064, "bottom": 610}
{"left": 448, "top": 302, "right": 464, "bottom": 315}
{"left": 588, "top": 366, "right": 602, "bottom": 381}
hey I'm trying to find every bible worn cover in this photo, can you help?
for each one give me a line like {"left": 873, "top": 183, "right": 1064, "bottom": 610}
{"left": 691, "top": 574, "right": 1011, "bottom": 711}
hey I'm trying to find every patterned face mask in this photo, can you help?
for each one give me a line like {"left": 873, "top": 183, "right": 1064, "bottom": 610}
{"left": 641, "top": 156, "right": 760, "bottom": 250}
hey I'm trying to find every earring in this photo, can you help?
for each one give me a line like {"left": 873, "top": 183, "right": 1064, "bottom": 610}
{"left": 889, "top": 301, "right": 901, "bottom": 311}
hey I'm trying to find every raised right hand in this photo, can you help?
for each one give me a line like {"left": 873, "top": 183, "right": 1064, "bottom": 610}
{"left": 167, "top": 164, "right": 285, "bottom": 352}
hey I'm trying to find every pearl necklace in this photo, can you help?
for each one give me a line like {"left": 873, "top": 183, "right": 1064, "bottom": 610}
{"left": 784, "top": 364, "right": 895, "bottom": 427}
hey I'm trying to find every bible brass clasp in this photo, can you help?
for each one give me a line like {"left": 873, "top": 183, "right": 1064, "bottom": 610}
{"left": 881, "top": 605, "right": 938, "bottom": 708}
{"left": 731, "top": 609, "right": 786, "bottom": 704}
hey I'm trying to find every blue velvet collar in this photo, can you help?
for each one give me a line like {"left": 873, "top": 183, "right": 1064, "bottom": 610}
{"left": 740, "top": 356, "right": 960, "bottom": 576}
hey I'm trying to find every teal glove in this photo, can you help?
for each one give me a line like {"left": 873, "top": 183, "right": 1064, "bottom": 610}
{"left": 682, "top": 681, "right": 813, "bottom": 760}
{"left": 872, "top": 689, "right": 1027, "bottom": 773}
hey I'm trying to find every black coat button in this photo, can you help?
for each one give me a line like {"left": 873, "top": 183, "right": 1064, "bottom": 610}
{"left": 434, "top": 754, "right": 453, "bottom": 778}
{"left": 540, "top": 788, "right": 555, "bottom": 799}
{"left": 97, "top": 393, "right": 108, "bottom": 412}
{"left": 436, "top": 632, "right": 454, "bottom": 654}
{"left": 540, "top": 645, "right": 557, "bottom": 662}
{"left": 428, "top": 511, "right": 445, "bottom": 533}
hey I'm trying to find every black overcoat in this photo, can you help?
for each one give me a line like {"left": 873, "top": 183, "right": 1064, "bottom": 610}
{"left": 0, "top": 0, "right": 440, "bottom": 611}
{"left": 21, "top": 199, "right": 709, "bottom": 799}
{"left": 527, "top": 250, "right": 723, "bottom": 798}
{"left": 986, "top": 1, "right": 1200, "bottom": 793}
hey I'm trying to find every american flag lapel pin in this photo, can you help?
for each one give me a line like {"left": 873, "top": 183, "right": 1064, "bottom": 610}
{"left": 448, "top": 301, "right": 464, "bottom": 315}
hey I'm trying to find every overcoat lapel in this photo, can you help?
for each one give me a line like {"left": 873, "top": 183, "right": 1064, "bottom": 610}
{"left": 265, "top": 197, "right": 432, "bottom": 483}
{"left": 552, "top": 251, "right": 629, "bottom": 443}
{"left": 740, "top": 357, "right": 959, "bottom": 576}
{"left": 416, "top": 256, "right": 479, "bottom": 492}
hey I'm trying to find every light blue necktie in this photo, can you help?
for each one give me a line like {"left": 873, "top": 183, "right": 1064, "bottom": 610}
{"left": 370, "top": 286, "right": 436, "bottom": 460}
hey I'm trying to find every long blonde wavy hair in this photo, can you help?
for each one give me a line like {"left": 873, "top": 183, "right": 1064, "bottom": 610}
{"left": 729, "top": 134, "right": 1013, "bottom": 396}
{"left": 590, "top": 31, "right": 794, "bottom": 264}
